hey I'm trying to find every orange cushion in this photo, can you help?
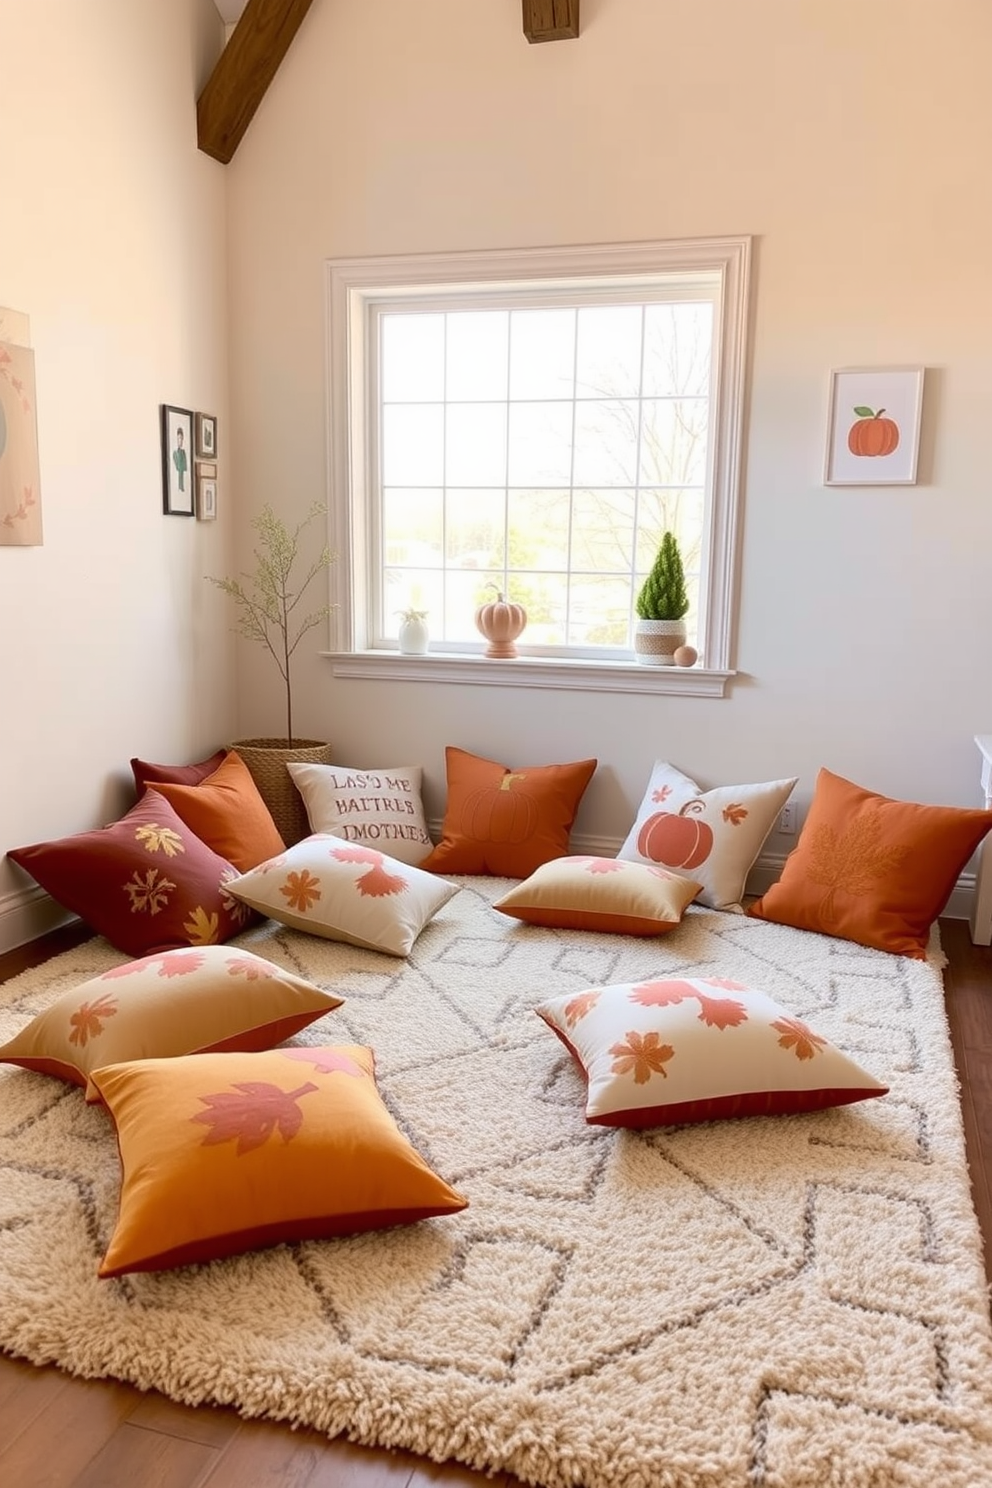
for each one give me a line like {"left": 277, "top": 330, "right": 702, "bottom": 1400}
{"left": 153, "top": 750, "right": 285, "bottom": 872}
{"left": 91, "top": 1045, "right": 468, "bottom": 1276}
{"left": 493, "top": 856, "right": 701, "bottom": 935}
{"left": 0, "top": 945, "right": 343, "bottom": 1101}
{"left": 748, "top": 768, "right": 992, "bottom": 957}
{"left": 420, "top": 747, "right": 597, "bottom": 878}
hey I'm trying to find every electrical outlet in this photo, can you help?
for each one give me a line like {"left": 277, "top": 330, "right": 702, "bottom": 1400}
{"left": 778, "top": 803, "right": 797, "bottom": 835}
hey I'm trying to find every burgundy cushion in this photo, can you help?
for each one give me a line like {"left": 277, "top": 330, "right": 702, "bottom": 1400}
{"left": 131, "top": 749, "right": 227, "bottom": 795}
{"left": 8, "top": 790, "right": 253, "bottom": 957}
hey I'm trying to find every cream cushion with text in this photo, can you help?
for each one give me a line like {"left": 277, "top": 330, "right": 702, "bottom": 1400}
{"left": 288, "top": 763, "right": 433, "bottom": 866}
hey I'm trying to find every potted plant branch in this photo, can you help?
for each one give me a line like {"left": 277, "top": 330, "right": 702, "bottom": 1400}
{"left": 207, "top": 501, "right": 335, "bottom": 841}
{"left": 634, "top": 531, "right": 689, "bottom": 666}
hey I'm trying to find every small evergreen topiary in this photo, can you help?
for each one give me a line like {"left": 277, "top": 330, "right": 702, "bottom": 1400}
{"left": 636, "top": 531, "right": 689, "bottom": 620}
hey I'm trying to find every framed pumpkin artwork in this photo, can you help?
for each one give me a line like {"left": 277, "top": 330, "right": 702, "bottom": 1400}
{"left": 824, "top": 366, "right": 924, "bottom": 486}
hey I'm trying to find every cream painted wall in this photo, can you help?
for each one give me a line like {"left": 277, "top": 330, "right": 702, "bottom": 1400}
{"left": 0, "top": 0, "right": 236, "bottom": 948}
{"left": 224, "top": 0, "right": 992, "bottom": 859}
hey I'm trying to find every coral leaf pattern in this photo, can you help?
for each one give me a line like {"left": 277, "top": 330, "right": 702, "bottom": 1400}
{"left": 609, "top": 1031, "right": 674, "bottom": 1084}
{"left": 651, "top": 785, "right": 673, "bottom": 805}
{"left": 134, "top": 824, "right": 185, "bottom": 858}
{"left": 331, "top": 846, "right": 408, "bottom": 898}
{"left": 191, "top": 1080, "right": 320, "bottom": 1154}
{"left": 693, "top": 992, "right": 748, "bottom": 1029}
{"left": 184, "top": 907, "right": 221, "bottom": 945}
{"left": 282, "top": 1048, "right": 365, "bottom": 1078}
{"left": 280, "top": 870, "right": 322, "bottom": 912}
{"left": 101, "top": 955, "right": 163, "bottom": 981}
{"left": 629, "top": 979, "right": 698, "bottom": 1008}
{"left": 804, "top": 816, "right": 912, "bottom": 921}
{"left": 226, "top": 957, "right": 275, "bottom": 982}
{"left": 771, "top": 1017, "right": 828, "bottom": 1062}
{"left": 564, "top": 991, "right": 601, "bottom": 1026}
{"left": 703, "top": 977, "right": 748, "bottom": 992}
{"left": 157, "top": 951, "right": 206, "bottom": 978}
{"left": 722, "top": 803, "right": 749, "bottom": 826}
{"left": 124, "top": 870, "right": 176, "bottom": 915}
{"left": 68, "top": 994, "right": 118, "bottom": 1047}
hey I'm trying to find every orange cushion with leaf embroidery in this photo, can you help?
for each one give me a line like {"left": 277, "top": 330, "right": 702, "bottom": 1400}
{"left": 0, "top": 945, "right": 343, "bottom": 1101}
{"left": 91, "top": 1045, "right": 468, "bottom": 1276}
{"left": 7, "top": 790, "right": 251, "bottom": 958}
{"left": 153, "top": 750, "right": 285, "bottom": 872}
{"left": 748, "top": 768, "right": 992, "bottom": 957}
{"left": 492, "top": 855, "right": 701, "bottom": 934}
{"left": 223, "top": 835, "right": 459, "bottom": 956}
{"left": 420, "top": 746, "right": 597, "bottom": 878}
{"left": 536, "top": 977, "right": 887, "bottom": 1128}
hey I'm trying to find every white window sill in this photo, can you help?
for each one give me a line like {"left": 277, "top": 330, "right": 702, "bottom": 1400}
{"left": 322, "top": 651, "right": 734, "bottom": 697}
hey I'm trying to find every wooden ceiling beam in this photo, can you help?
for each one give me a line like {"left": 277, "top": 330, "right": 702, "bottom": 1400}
{"left": 522, "top": 0, "right": 580, "bottom": 44}
{"left": 197, "top": 0, "right": 315, "bottom": 164}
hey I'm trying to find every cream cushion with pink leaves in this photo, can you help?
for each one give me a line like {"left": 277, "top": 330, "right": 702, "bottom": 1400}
{"left": 224, "top": 836, "right": 460, "bottom": 957}
{"left": 536, "top": 976, "right": 887, "bottom": 1128}
{"left": 0, "top": 945, "right": 343, "bottom": 1102}
{"left": 617, "top": 762, "right": 798, "bottom": 912}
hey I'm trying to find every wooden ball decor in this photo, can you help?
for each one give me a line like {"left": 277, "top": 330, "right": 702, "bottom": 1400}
{"left": 475, "top": 589, "right": 528, "bottom": 658}
{"left": 674, "top": 645, "right": 698, "bottom": 667}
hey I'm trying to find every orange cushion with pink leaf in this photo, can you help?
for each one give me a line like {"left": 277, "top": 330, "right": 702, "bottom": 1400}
{"left": 536, "top": 977, "right": 887, "bottom": 1128}
{"left": 0, "top": 945, "right": 343, "bottom": 1102}
{"left": 492, "top": 855, "right": 701, "bottom": 935}
{"left": 90, "top": 1045, "right": 468, "bottom": 1276}
{"left": 223, "top": 836, "right": 459, "bottom": 956}
{"left": 420, "top": 746, "right": 597, "bottom": 878}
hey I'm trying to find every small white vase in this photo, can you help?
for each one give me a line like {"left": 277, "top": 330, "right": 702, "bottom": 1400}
{"left": 398, "top": 615, "right": 429, "bottom": 655}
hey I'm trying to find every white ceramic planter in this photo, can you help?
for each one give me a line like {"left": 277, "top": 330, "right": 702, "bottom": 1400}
{"left": 634, "top": 619, "right": 687, "bottom": 666}
{"left": 398, "top": 615, "right": 429, "bottom": 655}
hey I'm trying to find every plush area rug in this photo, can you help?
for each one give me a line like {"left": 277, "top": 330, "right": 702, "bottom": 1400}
{"left": 2, "top": 879, "right": 992, "bottom": 1488}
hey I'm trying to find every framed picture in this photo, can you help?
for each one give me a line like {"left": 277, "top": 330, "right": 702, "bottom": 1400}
{"left": 195, "top": 411, "right": 218, "bottom": 459}
{"left": 161, "top": 404, "right": 195, "bottom": 515}
{"left": 824, "top": 366, "right": 924, "bottom": 486}
{"left": 196, "top": 461, "right": 218, "bottom": 521}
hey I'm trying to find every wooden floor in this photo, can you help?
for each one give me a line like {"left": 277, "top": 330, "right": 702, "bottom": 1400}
{"left": 0, "top": 919, "right": 989, "bottom": 1488}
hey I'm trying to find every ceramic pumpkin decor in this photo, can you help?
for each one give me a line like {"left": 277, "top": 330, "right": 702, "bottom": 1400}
{"left": 847, "top": 407, "right": 900, "bottom": 458}
{"left": 637, "top": 799, "right": 714, "bottom": 871}
{"left": 475, "top": 587, "right": 527, "bottom": 658}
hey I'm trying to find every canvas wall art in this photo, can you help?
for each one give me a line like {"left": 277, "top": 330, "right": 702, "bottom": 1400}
{"left": 0, "top": 336, "right": 43, "bottom": 547}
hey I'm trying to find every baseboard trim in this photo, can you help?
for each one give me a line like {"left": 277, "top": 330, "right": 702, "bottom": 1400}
{"left": 0, "top": 885, "right": 77, "bottom": 955}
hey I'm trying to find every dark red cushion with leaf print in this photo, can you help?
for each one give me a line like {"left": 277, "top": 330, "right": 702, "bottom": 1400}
{"left": 7, "top": 789, "right": 253, "bottom": 957}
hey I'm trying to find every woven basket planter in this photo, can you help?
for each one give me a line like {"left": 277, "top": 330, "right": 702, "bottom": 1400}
{"left": 229, "top": 738, "right": 332, "bottom": 847}
{"left": 633, "top": 619, "right": 687, "bottom": 666}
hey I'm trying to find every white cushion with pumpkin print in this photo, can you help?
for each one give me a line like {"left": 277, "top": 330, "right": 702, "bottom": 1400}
{"left": 617, "top": 762, "right": 797, "bottom": 912}
{"left": 224, "top": 836, "right": 460, "bottom": 957}
{"left": 535, "top": 976, "right": 887, "bottom": 1128}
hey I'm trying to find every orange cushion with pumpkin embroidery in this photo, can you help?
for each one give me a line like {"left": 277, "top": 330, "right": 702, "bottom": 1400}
{"left": 91, "top": 1045, "right": 468, "bottom": 1276}
{"left": 748, "top": 768, "right": 992, "bottom": 957}
{"left": 420, "top": 746, "right": 597, "bottom": 878}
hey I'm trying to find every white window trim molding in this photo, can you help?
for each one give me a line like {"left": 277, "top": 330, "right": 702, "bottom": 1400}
{"left": 324, "top": 235, "right": 751, "bottom": 693}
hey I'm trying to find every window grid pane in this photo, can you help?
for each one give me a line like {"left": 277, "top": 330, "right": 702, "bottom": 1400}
{"left": 377, "top": 297, "right": 713, "bottom": 653}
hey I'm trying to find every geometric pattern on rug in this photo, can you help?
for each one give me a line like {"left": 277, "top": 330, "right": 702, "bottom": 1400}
{"left": 2, "top": 877, "right": 992, "bottom": 1488}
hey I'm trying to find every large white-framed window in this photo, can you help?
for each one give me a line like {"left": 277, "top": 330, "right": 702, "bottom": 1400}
{"left": 325, "top": 237, "right": 750, "bottom": 697}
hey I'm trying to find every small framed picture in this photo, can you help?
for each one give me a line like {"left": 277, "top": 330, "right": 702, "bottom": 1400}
{"left": 196, "top": 462, "right": 218, "bottom": 521}
{"left": 824, "top": 366, "right": 924, "bottom": 486}
{"left": 161, "top": 404, "right": 195, "bottom": 515}
{"left": 195, "top": 411, "right": 218, "bottom": 459}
